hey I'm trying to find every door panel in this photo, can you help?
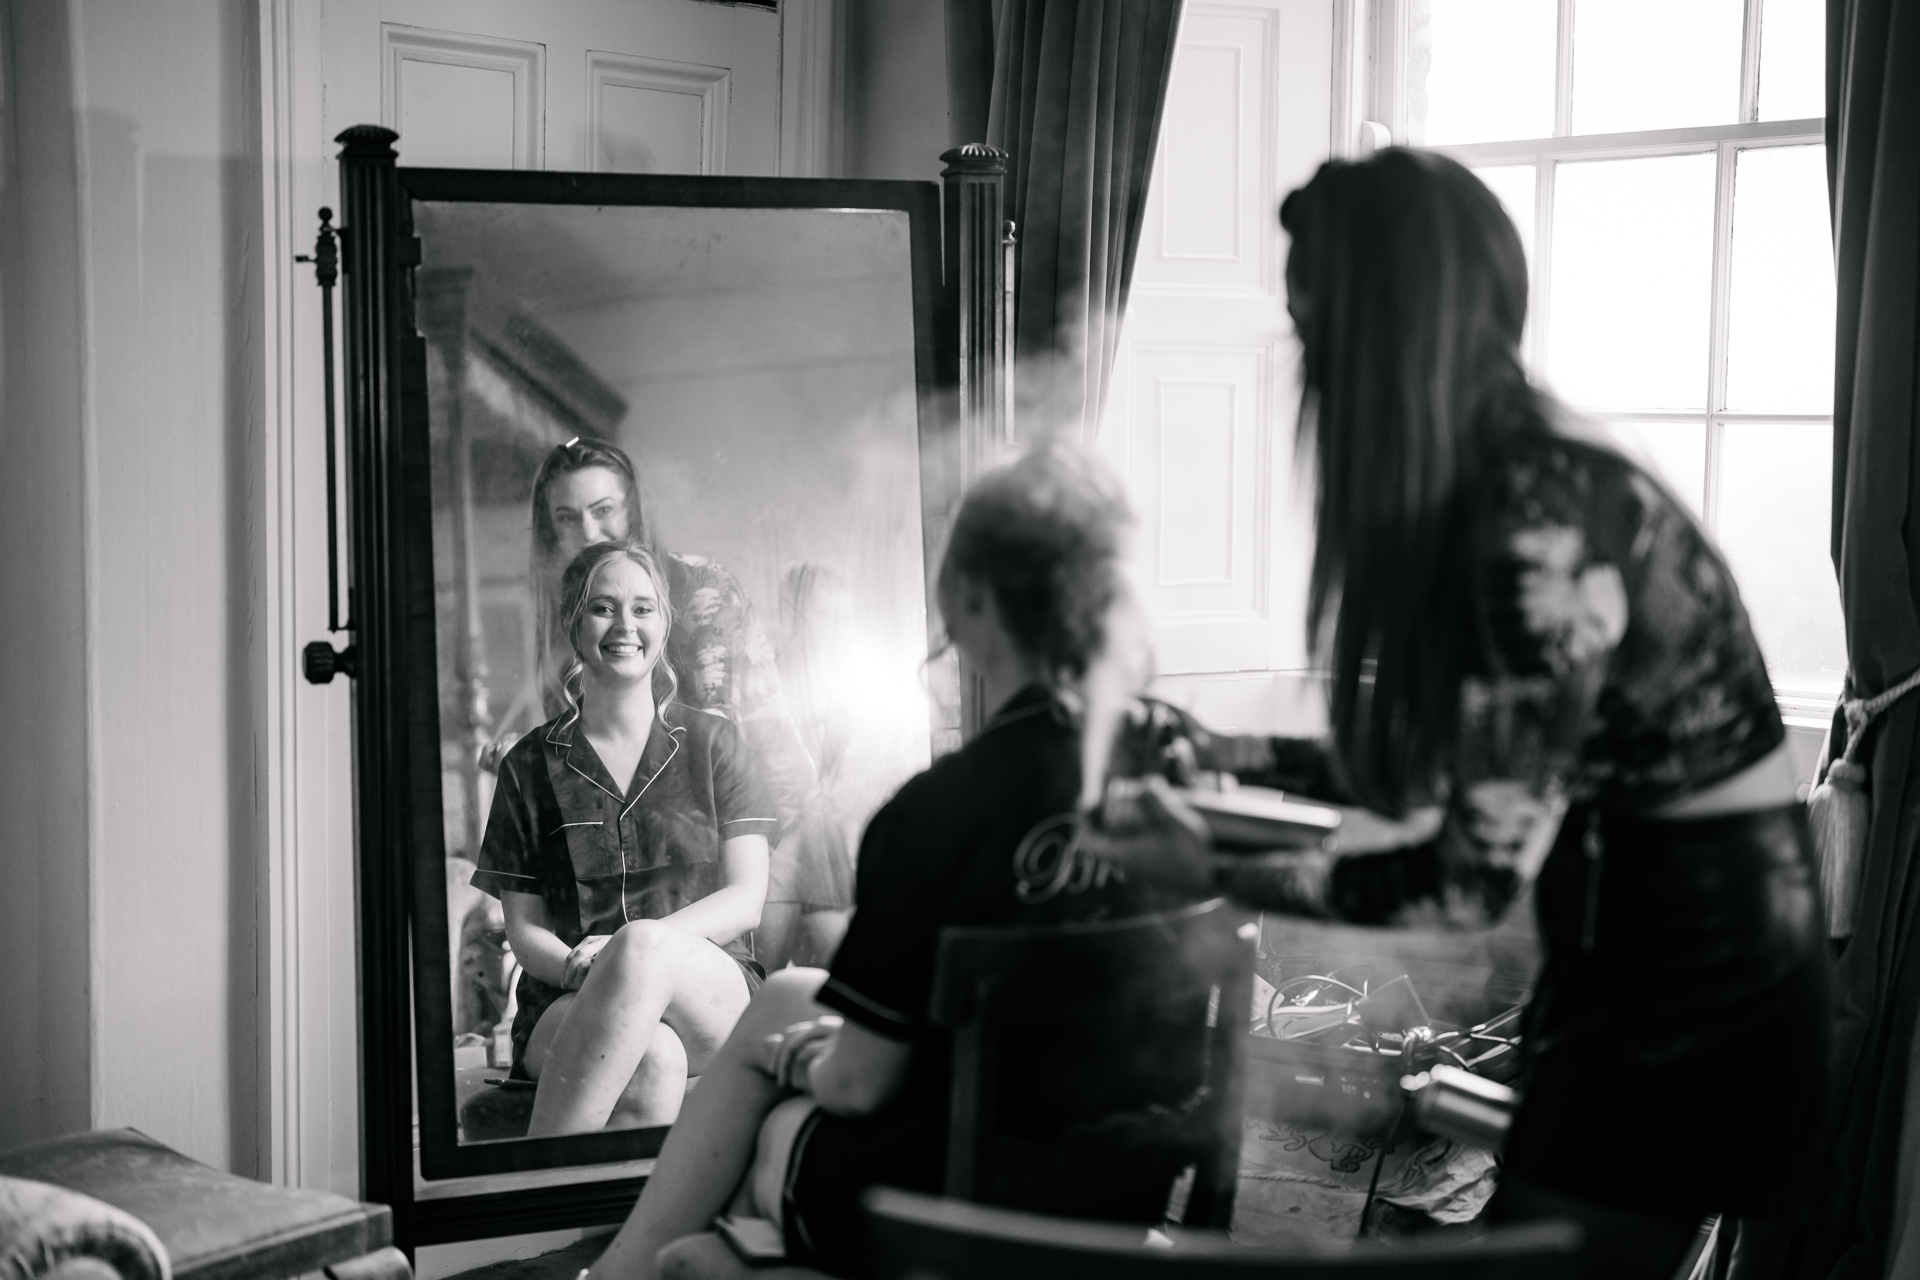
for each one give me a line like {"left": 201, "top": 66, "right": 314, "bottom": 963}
{"left": 384, "top": 25, "right": 545, "bottom": 169}
{"left": 1101, "top": 0, "right": 1333, "bottom": 728}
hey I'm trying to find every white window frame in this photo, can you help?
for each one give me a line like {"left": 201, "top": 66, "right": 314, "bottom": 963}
{"left": 1358, "top": 0, "right": 1835, "bottom": 726}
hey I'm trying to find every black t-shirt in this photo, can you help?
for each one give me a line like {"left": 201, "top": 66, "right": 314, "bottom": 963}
{"left": 793, "top": 685, "right": 1182, "bottom": 1257}
{"left": 818, "top": 684, "right": 1174, "bottom": 1045}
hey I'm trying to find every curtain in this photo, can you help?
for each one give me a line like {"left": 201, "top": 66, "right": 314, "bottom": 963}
{"left": 947, "top": 0, "right": 1184, "bottom": 445}
{"left": 1793, "top": 1, "right": 1920, "bottom": 1276}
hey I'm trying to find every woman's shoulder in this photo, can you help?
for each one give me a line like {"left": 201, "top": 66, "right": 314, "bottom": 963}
{"left": 667, "top": 551, "right": 742, "bottom": 592}
{"left": 1490, "top": 424, "right": 1703, "bottom": 566}
{"left": 669, "top": 704, "right": 742, "bottom": 750}
{"left": 501, "top": 719, "right": 567, "bottom": 766}
{"left": 491, "top": 721, "right": 565, "bottom": 802}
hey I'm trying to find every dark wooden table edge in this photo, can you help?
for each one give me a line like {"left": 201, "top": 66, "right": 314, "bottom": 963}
{"left": 411, "top": 1178, "right": 647, "bottom": 1247}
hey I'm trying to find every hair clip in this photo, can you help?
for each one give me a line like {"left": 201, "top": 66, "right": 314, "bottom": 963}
{"left": 564, "top": 436, "right": 581, "bottom": 449}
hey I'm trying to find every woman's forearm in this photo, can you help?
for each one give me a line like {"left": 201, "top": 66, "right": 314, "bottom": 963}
{"left": 506, "top": 920, "right": 574, "bottom": 988}
{"left": 803, "top": 1025, "right": 911, "bottom": 1117}
{"left": 660, "top": 884, "right": 764, "bottom": 947}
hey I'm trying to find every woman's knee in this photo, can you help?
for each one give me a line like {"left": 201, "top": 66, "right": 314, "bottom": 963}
{"left": 709, "top": 967, "right": 829, "bottom": 1054}
{"left": 744, "top": 967, "right": 828, "bottom": 1028}
{"left": 596, "top": 918, "right": 680, "bottom": 987}
{"left": 655, "top": 1231, "right": 739, "bottom": 1280}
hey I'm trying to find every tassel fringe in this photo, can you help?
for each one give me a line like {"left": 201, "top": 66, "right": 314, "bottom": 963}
{"left": 1807, "top": 663, "right": 1920, "bottom": 941}
{"left": 1810, "top": 759, "right": 1868, "bottom": 940}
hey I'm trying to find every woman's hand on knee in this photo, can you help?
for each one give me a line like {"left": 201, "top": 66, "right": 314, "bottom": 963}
{"left": 760, "top": 1016, "right": 843, "bottom": 1091}
{"left": 563, "top": 935, "right": 613, "bottom": 989}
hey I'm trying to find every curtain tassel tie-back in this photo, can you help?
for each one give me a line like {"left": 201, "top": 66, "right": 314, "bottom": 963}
{"left": 1810, "top": 663, "right": 1920, "bottom": 938}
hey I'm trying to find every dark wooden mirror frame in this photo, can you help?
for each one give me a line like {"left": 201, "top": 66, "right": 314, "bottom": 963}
{"left": 325, "top": 126, "right": 1011, "bottom": 1251}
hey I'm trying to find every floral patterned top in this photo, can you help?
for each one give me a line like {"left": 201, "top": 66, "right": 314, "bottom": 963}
{"left": 1214, "top": 432, "right": 1786, "bottom": 927}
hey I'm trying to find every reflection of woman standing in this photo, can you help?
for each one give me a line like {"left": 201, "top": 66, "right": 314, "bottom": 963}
{"left": 473, "top": 541, "right": 774, "bottom": 1136}
{"left": 761, "top": 564, "right": 860, "bottom": 965}
{"left": 507, "top": 438, "right": 819, "bottom": 964}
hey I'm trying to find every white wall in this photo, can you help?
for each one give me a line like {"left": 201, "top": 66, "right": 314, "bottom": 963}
{"left": 0, "top": 0, "right": 265, "bottom": 1173}
{"left": 0, "top": 0, "right": 95, "bottom": 1154}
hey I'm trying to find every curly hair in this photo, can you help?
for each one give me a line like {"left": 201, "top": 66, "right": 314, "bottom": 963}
{"left": 554, "top": 539, "right": 678, "bottom": 736}
{"left": 939, "top": 446, "right": 1133, "bottom": 688}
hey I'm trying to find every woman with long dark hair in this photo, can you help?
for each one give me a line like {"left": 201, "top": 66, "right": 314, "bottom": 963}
{"left": 1096, "top": 148, "right": 1830, "bottom": 1276}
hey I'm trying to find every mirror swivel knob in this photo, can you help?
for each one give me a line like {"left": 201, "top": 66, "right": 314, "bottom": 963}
{"left": 304, "top": 640, "right": 359, "bottom": 685}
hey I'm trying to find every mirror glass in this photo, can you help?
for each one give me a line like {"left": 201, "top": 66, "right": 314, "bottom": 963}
{"left": 415, "top": 200, "right": 937, "bottom": 1152}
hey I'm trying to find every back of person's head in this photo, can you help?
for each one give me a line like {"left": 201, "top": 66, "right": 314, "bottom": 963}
{"left": 939, "top": 445, "right": 1133, "bottom": 690}
{"left": 554, "top": 538, "right": 678, "bottom": 731}
{"left": 1279, "top": 148, "right": 1546, "bottom": 812}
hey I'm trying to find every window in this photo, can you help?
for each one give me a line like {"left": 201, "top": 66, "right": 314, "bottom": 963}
{"left": 1382, "top": 0, "right": 1840, "bottom": 725}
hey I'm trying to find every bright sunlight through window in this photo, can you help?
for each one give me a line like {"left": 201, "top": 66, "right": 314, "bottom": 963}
{"left": 1401, "top": 0, "right": 1841, "bottom": 714}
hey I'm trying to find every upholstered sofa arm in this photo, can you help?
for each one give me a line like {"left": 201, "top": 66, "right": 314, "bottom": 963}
{"left": 0, "top": 1176, "right": 170, "bottom": 1280}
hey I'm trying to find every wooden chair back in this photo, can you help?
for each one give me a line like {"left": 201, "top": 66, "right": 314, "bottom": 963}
{"left": 929, "top": 898, "right": 1257, "bottom": 1228}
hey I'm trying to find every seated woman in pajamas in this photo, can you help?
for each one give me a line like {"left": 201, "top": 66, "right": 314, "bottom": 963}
{"left": 471, "top": 539, "right": 776, "bottom": 1137}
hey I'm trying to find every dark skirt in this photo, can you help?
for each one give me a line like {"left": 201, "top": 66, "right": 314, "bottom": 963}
{"left": 1502, "top": 803, "right": 1832, "bottom": 1219}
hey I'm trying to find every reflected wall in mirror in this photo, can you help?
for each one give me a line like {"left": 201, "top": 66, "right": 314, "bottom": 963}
{"left": 399, "top": 175, "right": 951, "bottom": 1179}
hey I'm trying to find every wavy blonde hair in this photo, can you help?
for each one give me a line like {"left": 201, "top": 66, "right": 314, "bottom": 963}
{"left": 554, "top": 539, "right": 678, "bottom": 737}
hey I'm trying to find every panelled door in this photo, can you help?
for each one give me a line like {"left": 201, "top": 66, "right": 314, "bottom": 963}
{"left": 1098, "top": 0, "right": 1334, "bottom": 733}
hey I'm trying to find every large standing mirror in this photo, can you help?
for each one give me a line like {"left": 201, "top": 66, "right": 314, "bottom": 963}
{"left": 391, "top": 171, "right": 956, "bottom": 1180}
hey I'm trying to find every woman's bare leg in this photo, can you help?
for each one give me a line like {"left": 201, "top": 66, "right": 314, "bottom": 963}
{"left": 529, "top": 1013, "right": 691, "bottom": 1132}
{"left": 529, "top": 921, "right": 750, "bottom": 1136}
{"left": 588, "top": 968, "right": 827, "bottom": 1280}
{"left": 796, "top": 910, "right": 850, "bottom": 967}
{"left": 608, "top": 1025, "right": 690, "bottom": 1129}
{"left": 754, "top": 903, "right": 802, "bottom": 973}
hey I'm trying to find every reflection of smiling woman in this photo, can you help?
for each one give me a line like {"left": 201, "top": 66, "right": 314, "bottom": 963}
{"left": 513, "top": 438, "right": 826, "bottom": 971}
{"left": 470, "top": 542, "right": 774, "bottom": 1136}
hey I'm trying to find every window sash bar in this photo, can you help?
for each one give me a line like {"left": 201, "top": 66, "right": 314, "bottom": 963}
{"left": 1584, "top": 411, "right": 1834, "bottom": 426}
{"left": 1554, "top": 0, "right": 1576, "bottom": 138}
{"left": 1439, "top": 117, "right": 1822, "bottom": 166}
{"left": 1740, "top": 0, "right": 1765, "bottom": 123}
{"left": 1706, "top": 140, "right": 1739, "bottom": 532}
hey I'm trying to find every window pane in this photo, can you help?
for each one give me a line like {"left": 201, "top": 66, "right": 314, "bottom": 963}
{"left": 1726, "top": 145, "right": 1834, "bottom": 414}
{"left": 1473, "top": 164, "right": 1538, "bottom": 266}
{"left": 1759, "top": 0, "right": 1826, "bottom": 121}
{"left": 1571, "top": 0, "right": 1744, "bottom": 134}
{"left": 1717, "top": 422, "right": 1846, "bottom": 689}
{"left": 1599, "top": 420, "right": 1708, "bottom": 516}
{"left": 1548, "top": 153, "right": 1717, "bottom": 411}
{"left": 1410, "top": 0, "right": 1557, "bottom": 145}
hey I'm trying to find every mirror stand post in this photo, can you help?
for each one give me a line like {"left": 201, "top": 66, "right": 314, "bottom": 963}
{"left": 336, "top": 123, "right": 420, "bottom": 1254}
{"left": 941, "top": 144, "right": 1012, "bottom": 738}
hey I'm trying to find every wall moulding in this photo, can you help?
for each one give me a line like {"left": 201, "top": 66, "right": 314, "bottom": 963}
{"left": 381, "top": 24, "right": 547, "bottom": 169}
{"left": 586, "top": 50, "right": 730, "bottom": 175}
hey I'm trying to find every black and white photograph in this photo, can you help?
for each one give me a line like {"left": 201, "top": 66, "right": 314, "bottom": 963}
{"left": 0, "top": 2, "right": 1907, "bottom": 1279}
